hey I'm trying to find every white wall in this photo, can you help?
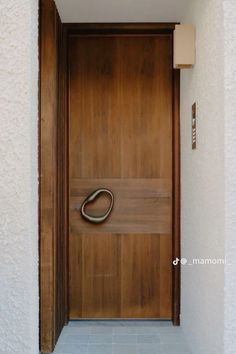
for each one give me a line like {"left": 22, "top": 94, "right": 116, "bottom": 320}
{"left": 180, "top": 1, "right": 225, "bottom": 353}
{"left": 0, "top": 1, "right": 39, "bottom": 354}
{"left": 223, "top": 1, "right": 236, "bottom": 353}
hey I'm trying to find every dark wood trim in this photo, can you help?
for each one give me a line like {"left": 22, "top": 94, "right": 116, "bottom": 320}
{"left": 40, "top": 1, "right": 58, "bottom": 351}
{"left": 61, "top": 23, "right": 70, "bottom": 324}
{"left": 56, "top": 14, "right": 69, "bottom": 335}
{"left": 59, "top": 23, "right": 70, "bottom": 326}
{"left": 172, "top": 69, "right": 181, "bottom": 326}
{"left": 62, "top": 23, "right": 179, "bottom": 42}
{"left": 39, "top": 1, "right": 68, "bottom": 352}
{"left": 64, "top": 22, "right": 178, "bottom": 35}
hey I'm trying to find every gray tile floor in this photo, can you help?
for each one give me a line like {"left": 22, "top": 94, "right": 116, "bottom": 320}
{"left": 52, "top": 321, "right": 191, "bottom": 354}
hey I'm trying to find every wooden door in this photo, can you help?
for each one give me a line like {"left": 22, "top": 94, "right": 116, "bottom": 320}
{"left": 69, "top": 34, "right": 173, "bottom": 319}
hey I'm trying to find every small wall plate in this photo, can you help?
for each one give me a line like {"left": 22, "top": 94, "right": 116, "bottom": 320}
{"left": 192, "top": 102, "right": 197, "bottom": 150}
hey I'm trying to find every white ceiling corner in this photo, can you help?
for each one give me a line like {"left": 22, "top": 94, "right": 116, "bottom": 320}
{"left": 54, "top": 0, "right": 187, "bottom": 23}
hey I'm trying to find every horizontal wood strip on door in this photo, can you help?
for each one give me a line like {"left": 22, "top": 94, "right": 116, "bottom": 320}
{"left": 70, "top": 178, "right": 172, "bottom": 234}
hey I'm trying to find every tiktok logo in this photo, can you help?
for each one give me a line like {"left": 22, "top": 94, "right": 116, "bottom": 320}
{"left": 173, "top": 258, "right": 188, "bottom": 266}
{"left": 173, "top": 258, "right": 180, "bottom": 265}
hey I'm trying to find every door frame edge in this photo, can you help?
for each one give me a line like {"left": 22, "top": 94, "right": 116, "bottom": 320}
{"left": 172, "top": 69, "right": 181, "bottom": 326}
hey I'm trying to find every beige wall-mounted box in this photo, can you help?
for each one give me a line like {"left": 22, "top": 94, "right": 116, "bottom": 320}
{"left": 174, "top": 24, "right": 195, "bottom": 69}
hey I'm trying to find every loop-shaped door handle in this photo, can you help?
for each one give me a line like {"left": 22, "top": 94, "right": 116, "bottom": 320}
{"left": 80, "top": 188, "right": 114, "bottom": 224}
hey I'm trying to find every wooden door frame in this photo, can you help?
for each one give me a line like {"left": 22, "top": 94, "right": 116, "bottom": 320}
{"left": 40, "top": 1, "right": 68, "bottom": 352}
{"left": 40, "top": 18, "right": 180, "bottom": 352}
{"left": 62, "top": 22, "right": 181, "bottom": 325}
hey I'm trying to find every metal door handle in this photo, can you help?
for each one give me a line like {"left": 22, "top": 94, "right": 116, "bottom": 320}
{"left": 79, "top": 188, "right": 114, "bottom": 224}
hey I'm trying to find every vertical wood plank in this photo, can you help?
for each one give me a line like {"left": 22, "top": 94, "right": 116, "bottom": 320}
{"left": 40, "top": 0, "right": 67, "bottom": 352}
{"left": 69, "top": 232, "right": 83, "bottom": 318}
{"left": 40, "top": 0, "right": 58, "bottom": 350}
{"left": 159, "top": 234, "right": 172, "bottom": 317}
{"left": 82, "top": 234, "right": 121, "bottom": 318}
{"left": 121, "top": 234, "right": 161, "bottom": 318}
{"left": 69, "top": 37, "right": 121, "bottom": 179}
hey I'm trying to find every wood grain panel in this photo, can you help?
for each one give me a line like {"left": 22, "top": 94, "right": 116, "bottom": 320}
{"left": 69, "top": 37, "right": 121, "bottom": 178}
{"left": 70, "top": 179, "right": 172, "bottom": 234}
{"left": 118, "top": 36, "right": 172, "bottom": 178}
{"left": 71, "top": 178, "right": 171, "bottom": 198}
{"left": 159, "top": 234, "right": 172, "bottom": 318}
{"left": 70, "top": 234, "right": 121, "bottom": 319}
{"left": 70, "top": 233, "right": 171, "bottom": 319}
{"left": 69, "top": 36, "right": 172, "bottom": 179}
{"left": 121, "top": 234, "right": 161, "bottom": 318}
{"left": 69, "top": 230, "right": 82, "bottom": 319}
{"left": 68, "top": 34, "right": 174, "bottom": 319}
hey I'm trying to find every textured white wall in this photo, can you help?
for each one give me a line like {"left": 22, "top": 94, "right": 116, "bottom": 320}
{"left": 180, "top": 1, "right": 225, "bottom": 354}
{"left": 223, "top": 1, "right": 236, "bottom": 353}
{"left": 0, "top": 1, "right": 236, "bottom": 354}
{"left": 0, "top": 1, "right": 39, "bottom": 354}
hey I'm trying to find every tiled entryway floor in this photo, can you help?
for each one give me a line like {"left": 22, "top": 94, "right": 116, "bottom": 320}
{"left": 53, "top": 321, "right": 192, "bottom": 354}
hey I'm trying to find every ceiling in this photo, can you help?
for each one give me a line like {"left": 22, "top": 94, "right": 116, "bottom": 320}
{"left": 54, "top": 0, "right": 187, "bottom": 23}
